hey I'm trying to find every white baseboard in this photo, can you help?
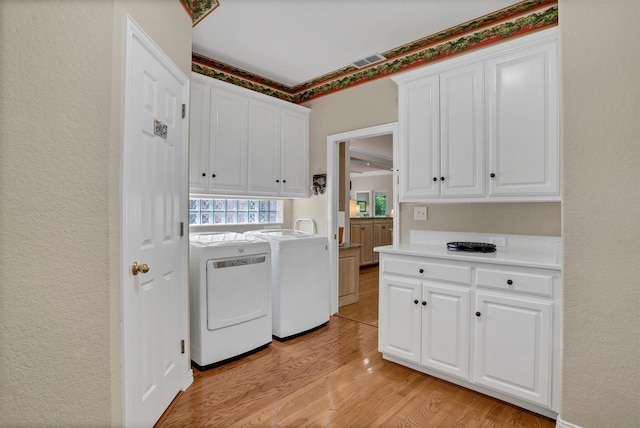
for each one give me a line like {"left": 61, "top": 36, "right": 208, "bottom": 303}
{"left": 556, "top": 416, "right": 583, "bottom": 428}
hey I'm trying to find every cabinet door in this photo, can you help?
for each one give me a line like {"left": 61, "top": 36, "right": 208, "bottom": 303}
{"left": 373, "top": 220, "right": 392, "bottom": 263}
{"left": 398, "top": 75, "right": 440, "bottom": 200}
{"left": 338, "top": 247, "right": 359, "bottom": 307}
{"left": 379, "top": 276, "right": 421, "bottom": 363}
{"left": 473, "top": 292, "right": 552, "bottom": 406}
{"left": 440, "top": 63, "right": 485, "bottom": 198}
{"left": 189, "top": 79, "right": 211, "bottom": 193}
{"left": 421, "top": 283, "right": 470, "bottom": 380}
{"left": 248, "top": 99, "right": 280, "bottom": 195}
{"left": 486, "top": 41, "right": 559, "bottom": 197}
{"left": 209, "top": 87, "right": 248, "bottom": 194}
{"left": 359, "top": 221, "right": 374, "bottom": 265}
{"left": 280, "top": 109, "right": 309, "bottom": 197}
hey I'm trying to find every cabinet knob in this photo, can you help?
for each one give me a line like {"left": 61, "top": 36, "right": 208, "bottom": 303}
{"left": 432, "top": 177, "right": 437, "bottom": 182}
{"left": 419, "top": 268, "right": 424, "bottom": 274}
{"left": 475, "top": 311, "right": 481, "bottom": 317}
{"left": 507, "top": 279, "right": 513, "bottom": 285}
{"left": 283, "top": 179, "right": 286, "bottom": 183}
{"left": 201, "top": 172, "right": 206, "bottom": 177}
{"left": 490, "top": 173, "right": 496, "bottom": 178}
{"left": 422, "top": 301, "right": 427, "bottom": 306}
{"left": 212, "top": 174, "right": 216, "bottom": 178}
{"left": 413, "top": 299, "right": 419, "bottom": 305}
{"left": 440, "top": 176, "right": 445, "bottom": 181}
{"left": 276, "top": 179, "right": 280, "bottom": 183}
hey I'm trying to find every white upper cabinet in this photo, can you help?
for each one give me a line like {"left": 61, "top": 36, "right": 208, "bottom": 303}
{"left": 439, "top": 63, "right": 485, "bottom": 198}
{"left": 189, "top": 72, "right": 310, "bottom": 198}
{"left": 189, "top": 79, "right": 211, "bottom": 194}
{"left": 393, "top": 28, "right": 559, "bottom": 203}
{"left": 399, "top": 74, "right": 440, "bottom": 199}
{"left": 280, "top": 109, "right": 310, "bottom": 197}
{"left": 486, "top": 41, "right": 559, "bottom": 197}
{"left": 209, "top": 87, "right": 249, "bottom": 195}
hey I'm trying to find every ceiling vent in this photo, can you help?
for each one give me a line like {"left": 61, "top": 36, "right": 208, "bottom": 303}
{"left": 351, "top": 53, "right": 386, "bottom": 68}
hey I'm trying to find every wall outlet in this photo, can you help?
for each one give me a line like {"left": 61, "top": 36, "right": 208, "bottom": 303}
{"left": 489, "top": 236, "right": 507, "bottom": 247}
{"left": 414, "top": 206, "right": 427, "bottom": 221}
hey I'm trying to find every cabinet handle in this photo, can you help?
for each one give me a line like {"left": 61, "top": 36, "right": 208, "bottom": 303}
{"left": 432, "top": 177, "right": 437, "bottom": 182}
{"left": 202, "top": 172, "right": 206, "bottom": 177}
{"left": 507, "top": 279, "right": 513, "bottom": 285}
{"left": 440, "top": 176, "right": 445, "bottom": 181}
{"left": 490, "top": 173, "right": 496, "bottom": 178}
{"left": 283, "top": 179, "right": 287, "bottom": 183}
{"left": 413, "top": 299, "right": 419, "bottom": 305}
{"left": 212, "top": 174, "right": 216, "bottom": 178}
{"left": 422, "top": 301, "right": 427, "bottom": 306}
{"left": 419, "top": 268, "right": 424, "bottom": 274}
{"left": 475, "top": 311, "right": 481, "bottom": 317}
{"left": 276, "top": 179, "right": 280, "bottom": 183}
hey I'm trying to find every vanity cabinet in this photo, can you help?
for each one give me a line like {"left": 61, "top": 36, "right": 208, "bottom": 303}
{"left": 189, "top": 72, "right": 310, "bottom": 197}
{"left": 378, "top": 251, "right": 560, "bottom": 415}
{"left": 393, "top": 29, "right": 559, "bottom": 203}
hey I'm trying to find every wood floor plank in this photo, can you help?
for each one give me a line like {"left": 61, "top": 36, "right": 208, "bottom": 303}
{"left": 155, "top": 316, "right": 555, "bottom": 428}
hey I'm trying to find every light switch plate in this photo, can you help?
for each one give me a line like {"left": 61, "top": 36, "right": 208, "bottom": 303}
{"left": 414, "top": 206, "right": 427, "bottom": 221}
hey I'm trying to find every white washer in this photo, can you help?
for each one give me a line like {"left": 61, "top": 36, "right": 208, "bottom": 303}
{"left": 246, "top": 229, "right": 330, "bottom": 340}
{"left": 189, "top": 232, "right": 272, "bottom": 369}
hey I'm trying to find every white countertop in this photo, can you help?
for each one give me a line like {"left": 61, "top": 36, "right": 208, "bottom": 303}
{"left": 375, "top": 230, "right": 561, "bottom": 270}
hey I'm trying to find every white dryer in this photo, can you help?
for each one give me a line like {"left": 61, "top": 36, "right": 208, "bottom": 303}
{"left": 189, "top": 232, "right": 272, "bottom": 369}
{"left": 245, "top": 228, "right": 330, "bottom": 340}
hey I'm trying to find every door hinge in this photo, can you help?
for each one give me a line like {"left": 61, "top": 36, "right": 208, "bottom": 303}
{"left": 182, "top": 104, "right": 186, "bottom": 118}
{"left": 181, "top": 339, "right": 185, "bottom": 354}
{"left": 180, "top": 222, "right": 184, "bottom": 237}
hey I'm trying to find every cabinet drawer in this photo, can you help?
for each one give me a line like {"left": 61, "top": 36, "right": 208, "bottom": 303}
{"left": 475, "top": 268, "right": 553, "bottom": 297}
{"left": 384, "top": 258, "right": 471, "bottom": 285}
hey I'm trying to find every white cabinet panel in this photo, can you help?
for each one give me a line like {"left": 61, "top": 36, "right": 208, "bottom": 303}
{"left": 440, "top": 63, "right": 485, "bottom": 197}
{"left": 189, "top": 79, "right": 211, "bottom": 193}
{"left": 421, "top": 283, "right": 470, "bottom": 379}
{"left": 209, "top": 88, "right": 248, "bottom": 194}
{"left": 280, "top": 109, "right": 309, "bottom": 197}
{"left": 379, "top": 276, "right": 421, "bottom": 364}
{"left": 473, "top": 292, "right": 552, "bottom": 406}
{"left": 486, "top": 41, "right": 558, "bottom": 197}
{"left": 399, "top": 75, "right": 440, "bottom": 200}
{"left": 248, "top": 99, "right": 281, "bottom": 195}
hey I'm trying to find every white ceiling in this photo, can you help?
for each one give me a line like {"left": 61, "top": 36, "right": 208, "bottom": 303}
{"left": 192, "top": 0, "right": 524, "bottom": 87}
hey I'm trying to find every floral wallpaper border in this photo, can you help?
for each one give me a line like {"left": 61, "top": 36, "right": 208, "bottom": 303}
{"left": 181, "top": 0, "right": 220, "bottom": 26}
{"left": 190, "top": 0, "right": 558, "bottom": 104}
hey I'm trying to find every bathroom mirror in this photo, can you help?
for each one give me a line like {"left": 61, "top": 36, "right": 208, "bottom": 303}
{"left": 354, "top": 191, "right": 370, "bottom": 217}
{"left": 373, "top": 190, "right": 390, "bottom": 217}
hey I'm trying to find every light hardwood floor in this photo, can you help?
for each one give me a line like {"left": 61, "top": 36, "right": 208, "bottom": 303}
{"left": 156, "top": 313, "right": 555, "bottom": 427}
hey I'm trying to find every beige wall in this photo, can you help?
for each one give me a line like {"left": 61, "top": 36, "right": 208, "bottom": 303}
{"left": 0, "top": 1, "right": 191, "bottom": 426}
{"left": 560, "top": 1, "right": 640, "bottom": 426}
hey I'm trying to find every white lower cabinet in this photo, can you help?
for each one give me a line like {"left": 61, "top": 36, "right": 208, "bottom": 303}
{"left": 378, "top": 253, "right": 559, "bottom": 416}
{"left": 473, "top": 291, "right": 552, "bottom": 406}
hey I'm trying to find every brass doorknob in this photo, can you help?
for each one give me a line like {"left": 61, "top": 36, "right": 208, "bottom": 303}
{"left": 131, "top": 261, "right": 150, "bottom": 276}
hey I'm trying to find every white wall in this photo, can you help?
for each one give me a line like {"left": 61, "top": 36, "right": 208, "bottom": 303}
{"left": 559, "top": 1, "right": 640, "bottom": 426}
{"left": 0, "top": 1, "right": 191, "bottom": 425}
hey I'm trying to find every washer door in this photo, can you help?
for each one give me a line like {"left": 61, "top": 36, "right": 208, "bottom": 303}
{"left": 206, "top": 253, "right": 269, "bottom": 330}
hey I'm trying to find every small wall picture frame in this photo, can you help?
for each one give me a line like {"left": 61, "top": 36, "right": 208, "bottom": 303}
{"left": 312, "top": 173, "right": 326, "bottom": 195}
{"left": 358, "top": 201, "right": 367, "bottom": 212}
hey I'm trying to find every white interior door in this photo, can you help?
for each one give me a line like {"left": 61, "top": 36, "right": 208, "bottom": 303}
{"left": 121, "top": 16, "right": 191, "bottom": 427}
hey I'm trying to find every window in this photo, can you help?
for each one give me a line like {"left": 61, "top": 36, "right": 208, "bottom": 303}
{"left": 189, "top": 198, "right": 280, "bottom": 225}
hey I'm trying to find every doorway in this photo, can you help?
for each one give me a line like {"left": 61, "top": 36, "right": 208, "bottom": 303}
{"left": 326, "top": 123, "right": 398, "bottom": 319}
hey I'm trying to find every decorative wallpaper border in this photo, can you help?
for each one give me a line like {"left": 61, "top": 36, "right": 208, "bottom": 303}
{"left": 191, "top": 0, "right": 558, "bottom": 104}
{"left": 181, "top": 0, "right": 220, "bottom": 26}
